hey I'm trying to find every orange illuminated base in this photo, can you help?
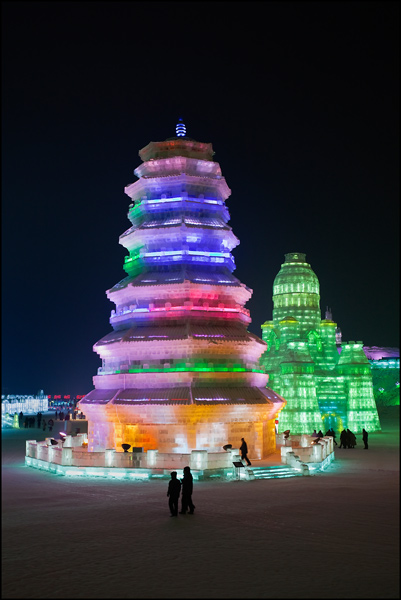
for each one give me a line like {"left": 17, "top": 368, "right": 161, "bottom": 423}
{"left": 82, "top": 401, "right": 285, "bottom": 458}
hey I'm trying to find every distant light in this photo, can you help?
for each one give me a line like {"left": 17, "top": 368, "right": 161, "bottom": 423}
{"left": 176, "top": 118, "right": 186, "bottom": 137}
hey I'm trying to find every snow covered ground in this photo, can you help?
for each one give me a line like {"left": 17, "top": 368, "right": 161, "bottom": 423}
{"left": 2, "top": 406, "right": 399, "bottom": 599}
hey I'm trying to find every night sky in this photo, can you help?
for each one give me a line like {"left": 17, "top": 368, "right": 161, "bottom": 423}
{"left": 2, "top": 1, "right": 399, "bottom": 395}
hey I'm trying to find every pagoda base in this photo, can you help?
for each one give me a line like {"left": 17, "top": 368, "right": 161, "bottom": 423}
{"left": 81, "top": 402, "right": 281, "bottom": 458}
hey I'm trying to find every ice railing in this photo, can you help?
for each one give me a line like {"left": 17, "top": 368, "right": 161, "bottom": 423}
{"left": 276, "top": 433, "right": 334, "bottom": 466}
{"left": 25, "top": 436, "right": 236, "bottom": 471}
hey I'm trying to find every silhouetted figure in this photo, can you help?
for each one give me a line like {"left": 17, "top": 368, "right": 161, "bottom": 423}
{"left": 317, "top": 430, "right": 323, "bottom": 439}
{"left": 55, "top": 411, "right": 59, "bottom": 420}
{"left": 42, "top": 419, "right": 47, "bottom": 431}
{"left": 240, "top": 438, "right": 251, "bottom": 466}
{"left": 167, "top": 471, "right": 181, "bottom": 517}
{"left": 37, "top": 412, "right": 42, "bottom": 428}
{"left": 347, "top": 429, "right": 356, "bottom": 448}
{"left": 48, "top": 418, "right": 54, "bottom": 432}
{"left": 328, "top": 428, "right": 338, "bottom": 445}
{"left": 60, "top": 412, "right": 64, "bottom": 421}
{"left": 362, "top": 428, "right": 369, "bottom": 449}
{"left": 18, "top": 412, "right": 24, "bottom": 428}
{"left": 29, "top": 416, "right": 35, "bottom": 428}
{"left": 180, "top": 466, "right": 195, "bottom": 514}
{"left": 339, "top": 429, "right": 348, "bottom": 449}
{"left": 311, "top": 429, "right": 318, "bottom": 438}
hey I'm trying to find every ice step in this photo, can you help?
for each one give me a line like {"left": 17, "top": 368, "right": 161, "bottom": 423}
{"left": 249, "top": 466, "right": 303, "bottom": 479}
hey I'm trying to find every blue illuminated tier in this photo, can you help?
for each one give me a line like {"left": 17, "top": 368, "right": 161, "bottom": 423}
{"left": 79, "top": 122, "right": 285, "bottom": 456}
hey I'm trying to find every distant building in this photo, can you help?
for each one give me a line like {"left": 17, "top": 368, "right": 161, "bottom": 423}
{"left": 1, "top": 390, "right": 48, "bottom": 416}
{"left": 260, "top": 253, "right": 381, "bottom": 434}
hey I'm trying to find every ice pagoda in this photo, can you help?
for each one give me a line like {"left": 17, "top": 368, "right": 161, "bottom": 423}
{"left": 260, "top": 252, "right": 381, "bottom": 434}
{"left": 80, "top": 121, "right": 285, "bottom": 456}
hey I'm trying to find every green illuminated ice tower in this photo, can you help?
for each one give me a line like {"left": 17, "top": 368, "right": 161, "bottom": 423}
{"left": 261, "top": 253, "right": 381, "bottom": 434}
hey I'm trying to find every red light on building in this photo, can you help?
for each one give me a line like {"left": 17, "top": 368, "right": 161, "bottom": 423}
{"left": 64, "top": 395, "right": 70, "bottom": 399}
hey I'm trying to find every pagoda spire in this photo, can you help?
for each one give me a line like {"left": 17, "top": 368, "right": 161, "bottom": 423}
{"left": 176, "top": 118, "right": 186, "bottom": 137}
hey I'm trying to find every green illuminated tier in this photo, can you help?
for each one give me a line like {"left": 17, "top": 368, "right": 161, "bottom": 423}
{"left": 272, "top": 253, "right": 321, "bottom": 336}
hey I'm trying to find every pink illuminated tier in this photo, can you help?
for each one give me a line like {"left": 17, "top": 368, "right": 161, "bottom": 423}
{"left": 79, "top": 121, "right": 285, "bottom": 457}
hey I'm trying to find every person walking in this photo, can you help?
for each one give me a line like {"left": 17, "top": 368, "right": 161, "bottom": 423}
{"left": 180, "top": 466, "right": 195, "bottom": 515}
{"left": 18, "top": 412, "right": 24, "bottom": 428}
{"left": 240, "top": 438, "right": 251, "bottom": 466}
{"left": 48, "top": 418, "right": 54, "bottom": 432}
{"left": 362, "top": 428, "right": 369, "bottom": 449}
{"left": 167, "top": 471, "right": 181, "bottom": 517}
{"left": 329, "top": 428, "right": 338, "bottom": 446}
{"left": 42, "top": 419, "right": 47, "bottom": 431}
{"left": 37, "top": 412, "right": 42, "bottom": 429}
{"left": 339, "top": 429, "right": 347, "bottom": 449}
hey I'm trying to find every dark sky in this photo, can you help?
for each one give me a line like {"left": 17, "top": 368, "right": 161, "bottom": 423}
{"left": 2, "top": 1, "right": 399, "bottom": 395}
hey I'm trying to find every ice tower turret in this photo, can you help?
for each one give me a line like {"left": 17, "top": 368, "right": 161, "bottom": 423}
{"left": 272, "top": 253, "right": 321, "bottom": 336}
{"left": 80, "top": 124, "right": 285, "bottom": 456}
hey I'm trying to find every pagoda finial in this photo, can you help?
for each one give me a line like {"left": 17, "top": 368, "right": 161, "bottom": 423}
{"left": 176, "top": 118, "right": 186, "bottom": 137}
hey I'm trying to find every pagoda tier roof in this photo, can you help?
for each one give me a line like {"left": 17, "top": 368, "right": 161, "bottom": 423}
{"left": 108, "top": 268, "right": 245, "bottom": 293}
{"left": 120, "top": 220, "right": 231, "bottom": 240}
{"left": 95, "top": 322, "right": 262, "bottom": 346}
{"left": 80, "top": 386, "right": 283, "bottom": 406}
{"left": 134, "top": 156, "right": 222, "bottom": 179}
{"left": 124, "top": 173, "right": 231, "bottom": 201}
{"left": 138, "top": 139, "right": 214, "bottom": 162}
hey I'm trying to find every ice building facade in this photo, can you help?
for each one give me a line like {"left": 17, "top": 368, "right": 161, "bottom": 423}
{"left": 260, "top": 253, "right": 381, "bottom": 434}
{"left": 79, "top": 121, "right": 285, "bottom": 457}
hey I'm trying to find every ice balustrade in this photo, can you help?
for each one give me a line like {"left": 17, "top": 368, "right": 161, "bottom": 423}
{"left": 26, "top": 437, "right": 237, "bottom": 471}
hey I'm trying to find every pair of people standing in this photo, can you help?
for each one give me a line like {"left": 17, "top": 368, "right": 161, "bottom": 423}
{"left": 167, "top": 466, "right": 195, "bottom": 517}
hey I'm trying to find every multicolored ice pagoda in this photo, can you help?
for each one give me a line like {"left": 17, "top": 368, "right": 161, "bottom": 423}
{"left": 260, "top": 252, "right": 381, "bottom": 434}
{"left": 80, "top": 121, "right": 285, "bottom": 456}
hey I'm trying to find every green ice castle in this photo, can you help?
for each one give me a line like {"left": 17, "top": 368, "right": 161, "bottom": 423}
{"left": 260, "top": 252, "right": 381, "bottom": 434}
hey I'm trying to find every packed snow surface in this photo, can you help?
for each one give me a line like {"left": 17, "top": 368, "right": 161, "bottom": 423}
{"left": 2, "top": 407, "right": 399, "bottom": 599}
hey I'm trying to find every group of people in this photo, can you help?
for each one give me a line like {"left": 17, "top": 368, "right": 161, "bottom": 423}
{"left": 167, "top": 466, "right": 195, "bottom": 517}
{"left": 339, "top": 428, "right": 369, "bottom": 449}
{"left": 311, "top": 426, "right": 369, "bottom": 449}
{"left": 17, "top": 411, "right": 54, "bottom": 432}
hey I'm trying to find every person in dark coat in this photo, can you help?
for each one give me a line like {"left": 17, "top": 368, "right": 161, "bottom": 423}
{"left": 339, "top": 429, "right": 348, "bottom": 449}
{"left": 48, "top": 418, "right": 54, "bottom": 432}
{"left": 347, "top": 429, "right": 356, "bottom": 448}
{"left": 180, "top": 466, "right": 195, "bottom": 515}
{"left": 311, "top": 429, "right": 318, "bottom": 438}
{"left": 240, "top": 438, "right": 252, "bottom": 466}
{"left": 36, "top": 412, "right": 42, "bottom": 428}
{"left": 362, "top": 428, "right": 369, "bottom": 449}
{"left": 42, "top": 419, "right": 47, "bottom": 431}
{"left": 167, "top": 471, "right": 181, "bottom": 517}
{"left": 317, "top": 430, "right": 323, "bottom": 439}
{"left": 329, "top": 428, "right": 338, "bottom": 445}
{"left": 18, "top": 412, "right": 24, "bottom": 428}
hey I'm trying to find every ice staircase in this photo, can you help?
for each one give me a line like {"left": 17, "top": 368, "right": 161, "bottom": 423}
{"left": 247, "top": 465, "right": 304, "bottom": 480}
